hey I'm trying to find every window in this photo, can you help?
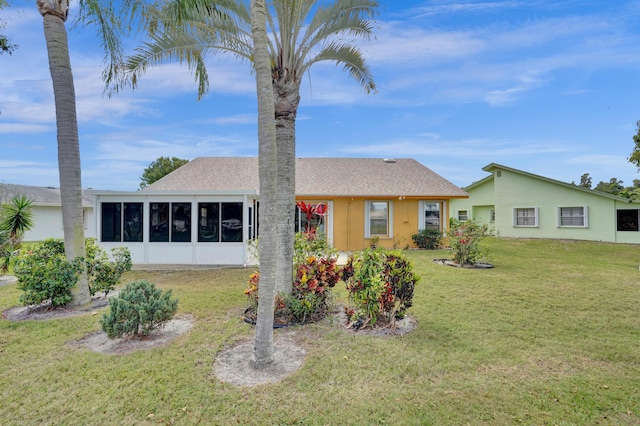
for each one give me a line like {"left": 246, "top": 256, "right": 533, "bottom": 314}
{"left": 221, "top": 203, "right": 243, "bottom": 242}
{"left": 366, "top": 201, "right": 391, "bottom": 237}
{"left": 514, "top": 207, "right": 538, "bottom": 227}
{"left": 424, "top": 202, "right": 440, "bottom": 230}
{"left": 617, "top": 209, "right": 639, "bottom": 231}
{"left": 490, "top": 209, "right": 496, "bottom": 223}
{"left": 171, "top": 203, "right": 191, "bottom": 242}
{"left": 101, "top": 202, "right": 143, "bottom": 242}
{"left": 457, "top": 210, "right": 468, "bottom": 221}
{"left": 150, "top": 203, "right": 170, "bottom": 242}
{"left": 197, "top": 202, "right": 243, "bottom": 242}
{"left": 198, "top": 203, "right": 219, "bottom": 242}
{"left": 101, "top": 203, "right": 121, "bottom": 242}
{"left": 558, "top": 206, "right": 587, "bottom": 227}
{"left": 295, "top": 202, "right": 328, "bottom": 234}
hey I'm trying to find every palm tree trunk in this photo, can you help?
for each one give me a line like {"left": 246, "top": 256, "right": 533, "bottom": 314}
{"left": 274, "top": 81, "right": 300, "bottom": 295}
{"left": 39, "top": 0, "right": 91, "bottom": 307}
{"left": 251, "top": 0, "right": 277, "bottom": 369}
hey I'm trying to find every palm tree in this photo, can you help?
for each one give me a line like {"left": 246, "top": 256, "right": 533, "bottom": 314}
{"left": 37, "top": 0, "right": 91, "bottom": 306}
{"left": 250, "top": 0, "right": 277, "bottom": 368}
{"left": 0, "top": 195, "right": 34, "bottom": 273}
{"left": 122, "top": 0, "right": 378, "bottom": 294}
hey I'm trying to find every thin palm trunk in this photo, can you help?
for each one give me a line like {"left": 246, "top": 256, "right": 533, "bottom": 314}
{"left": 273, "top": 82, "right": 300, "bottom": 295}
{"left": 38, "top": 0, "right": 91, "bottom": 307}
{"left": 251, "top": 0, "right": 277, "bottom": 368}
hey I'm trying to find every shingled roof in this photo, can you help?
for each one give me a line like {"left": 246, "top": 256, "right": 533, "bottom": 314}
{"left": 144, "top": 157, "right": 468, "bottom": 198}
{"left": 0, "top": 183, "right": 93, "bottom": 207}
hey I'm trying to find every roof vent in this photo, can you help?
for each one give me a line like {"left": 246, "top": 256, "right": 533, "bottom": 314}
{"left": 383, "top": 158, "right": 396, "bottom": 163}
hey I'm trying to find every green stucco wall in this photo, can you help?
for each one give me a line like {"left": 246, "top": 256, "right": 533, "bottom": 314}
{"left": 452, "top": 167, "right": 640, "bottom": 244}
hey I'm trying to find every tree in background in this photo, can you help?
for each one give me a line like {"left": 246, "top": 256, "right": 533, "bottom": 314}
{"left": 140, "top": 156, "right": 189, "bottom": 188}
{"left": 577, "top": 173, "right": 592, "bottom": 189}
{"left": 0, "top": 0, "right": 17, "bottom": 55}
{"left": 594, "top": 177, "right": 625, "bottom": 195}
{"left": 628, "top": 120, "right": 640, "bottom": 171}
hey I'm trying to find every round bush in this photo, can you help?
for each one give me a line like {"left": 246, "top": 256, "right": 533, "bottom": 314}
{"left": 101, "top": 280, "right": 178, "bottom": 339}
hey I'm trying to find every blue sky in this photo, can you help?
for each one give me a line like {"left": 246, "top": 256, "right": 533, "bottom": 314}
{"left": 2, "top": 0, "right": 640, "bottom": 191}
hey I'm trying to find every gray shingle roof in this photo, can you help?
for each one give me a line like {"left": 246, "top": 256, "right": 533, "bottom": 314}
{"left": 0, "top": 183, "right": 93, "bottom": 207}
{"left": 145, "top": 157, "right": 468, "bottom": 198}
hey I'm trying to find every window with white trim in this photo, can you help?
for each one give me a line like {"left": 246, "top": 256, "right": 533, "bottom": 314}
{"left": 365, "top": 201, "right": 392, "bottom": 237}
{"left": 490, "top": 209, "right": 496, "bottom": 222}
{"left": 457, "top": 210, "right": 468, "bottom": 221}
{"left": 101, "top": 202, "right": 143, "bottom": 242}
{"left": 513, "top": 207, "right": 538, "bottom": 227}
{"left": 558, "top": 206, "right": 587, "bottom": 227}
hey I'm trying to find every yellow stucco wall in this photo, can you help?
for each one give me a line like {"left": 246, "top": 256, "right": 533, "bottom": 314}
{"left": 300, "top": 197, "right": 432, "bottom": 252}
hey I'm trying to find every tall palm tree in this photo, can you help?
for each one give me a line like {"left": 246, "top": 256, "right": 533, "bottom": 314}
{"left": 250, "top": 0, "right": 277, "bottom": 368}
{"left": 123, "top": 0, "right": 378, "bottom": 294}
{"left": 37, "top": 0, "right": 90, "bottom": 306}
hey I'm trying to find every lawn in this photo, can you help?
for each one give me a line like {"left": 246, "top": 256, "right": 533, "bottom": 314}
{"left": 1, "top": 238, "right": 639, "bottom": 425}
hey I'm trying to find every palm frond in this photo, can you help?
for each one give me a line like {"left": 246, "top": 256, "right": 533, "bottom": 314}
{"left": 306, "top": 42, "right": 376, "bottom": 94}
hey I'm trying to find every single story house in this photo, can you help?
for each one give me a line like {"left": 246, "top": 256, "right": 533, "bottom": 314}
{"left": 0, "top": 183, "right": 95, "bottom": 242}
{"left": 92, "top": 157, "right": 469, "bottom": 265}
{"left": 450, "top": 163, "right": 640, "bottom": 244}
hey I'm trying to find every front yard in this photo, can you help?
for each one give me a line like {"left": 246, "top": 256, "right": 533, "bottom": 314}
{"left": 1, "top": 238, "right": 639, "bottom": 425}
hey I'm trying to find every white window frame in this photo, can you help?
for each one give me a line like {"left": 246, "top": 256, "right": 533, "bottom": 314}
{"left": 557, "top": 206, "right": 588, "bottom": 228}
{"left": 513, "top": 207, "right": 538, "bottom": 227}
{"left": 457, "top": 210, "right": 468, "bottom": 221}
{"left": 365, "top": 200, "right": 393, "bottom": 238}
{"left": 490, "top": 209, "right": 496, "bottom": 223}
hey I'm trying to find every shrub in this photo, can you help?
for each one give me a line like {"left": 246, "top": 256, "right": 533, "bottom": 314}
{"left": 101, "top": 280, "right": 178, "bottom": 339}
{"left": 85, "top": 239, "right": 132, "bottom": 296}
{"left": 448, "top": 218, "right": 490, "bottom": 266}
{"left": 14, "top": 238, "right": 132, "bottom": 308}
{"left": 14, "top": 239, "right": 83, "bottom": 307}
{"left": 244, "top": 254, "right": 340, "bottom": 325}
{"left": 294, "top": 231, "right": 338, "bottom": 266}
{"left": 341, "top": 246, "right": 419, "bottom": 329}
{"left": 411, "top": 228, "right": 442, "bottom": 249}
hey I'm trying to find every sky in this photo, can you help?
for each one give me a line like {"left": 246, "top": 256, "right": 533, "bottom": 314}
{"left": 2, "top": 0, "right": 640, "bottom": 192}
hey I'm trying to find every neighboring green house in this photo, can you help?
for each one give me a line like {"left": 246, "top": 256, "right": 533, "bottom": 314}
{"left": 451, "top": 163, "right": 640, "bottom": 244}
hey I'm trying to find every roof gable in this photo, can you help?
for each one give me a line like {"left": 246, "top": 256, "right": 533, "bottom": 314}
{"left": 482, "top": 163, "right": 637, "bottom": 203}
{"left": 145, "top": 157, "right": 468, "bottom": 198}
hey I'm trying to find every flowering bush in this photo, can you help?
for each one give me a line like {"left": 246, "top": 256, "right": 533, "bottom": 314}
{"left": 448, "top": 218, "right": 490, "bottom": 266}
{"left": 341, "top": 246, "right": 419, "bottom": 329}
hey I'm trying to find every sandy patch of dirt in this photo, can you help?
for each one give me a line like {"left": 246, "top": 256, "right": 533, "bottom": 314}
{"left": 70, "top": 315, "right": 195, "bottom": 355}
{"left": 214, "top": 330, "right": 306, "bottom": 387}
{"left": 2, "top": 292, "right": 118, "bottom": 321}
{"left": 0, "top": 275, "right": 17, "bottom": 287}
{"left": 213, "top": 310, "right": 417, "bottom": 387}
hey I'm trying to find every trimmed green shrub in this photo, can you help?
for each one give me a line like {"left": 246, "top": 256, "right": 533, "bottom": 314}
{"left": 341, "top": 246, "right": 419, "bottom": 329}
{"left": 14, "top": 239, "right": 83, "bottom": 308}
{"left": 85, "top": 239, "right": 132, "bottom": 296}
{"left": 14, "top": 238, "right": 132, "bottom": 308}
{"left": 412, "top": 228, "right": 442, "bottom": 249}
{"left": 101, "top": 280, "right": 178, "bottom": 339}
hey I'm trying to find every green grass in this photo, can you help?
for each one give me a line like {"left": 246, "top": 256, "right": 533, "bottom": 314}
{"left": 1, "top": 238, "right": 639, "bottom": 425}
